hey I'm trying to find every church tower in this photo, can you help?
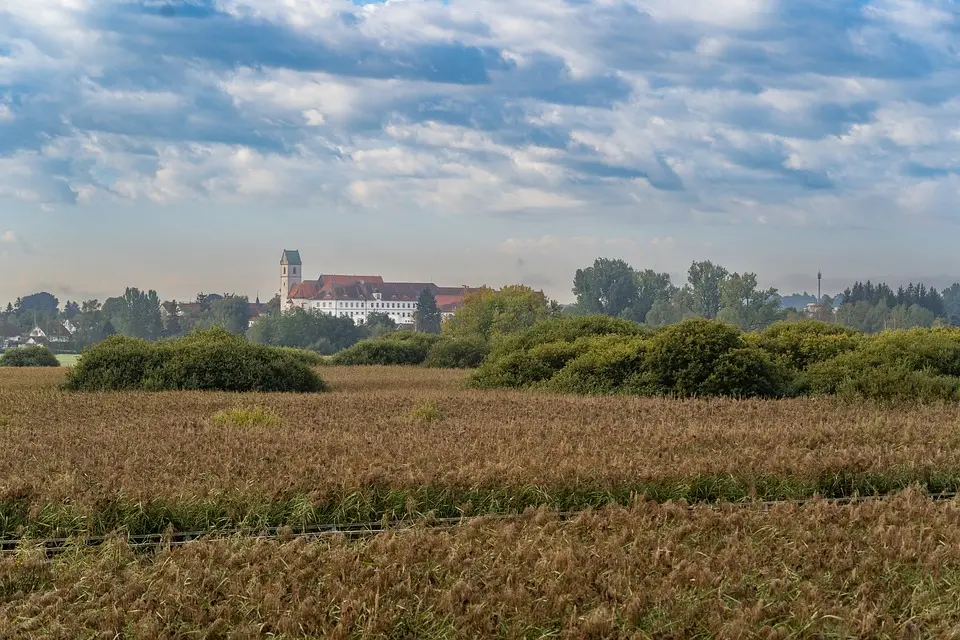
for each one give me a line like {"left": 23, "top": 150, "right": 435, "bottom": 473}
{"left": 280, "top": 249, "right": 302, "bottom": 303}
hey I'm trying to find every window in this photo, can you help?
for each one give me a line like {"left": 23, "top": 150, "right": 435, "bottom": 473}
{"left": 292, "top": 267, "right": 297, "bottom": 275}
{"left": 283, "top": 267, "right": 287, "bottom": 275}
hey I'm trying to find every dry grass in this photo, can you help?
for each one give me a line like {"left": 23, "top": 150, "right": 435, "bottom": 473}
{"left": 3, "top": 366, "right": 960, "bottom": 535}
{"left": 2, "top": 489, "right": 959, "bottom": 638}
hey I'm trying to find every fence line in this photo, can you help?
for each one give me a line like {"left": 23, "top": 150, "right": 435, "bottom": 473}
{"left": 3, "top": 489, "right": 957, "bottom": 559}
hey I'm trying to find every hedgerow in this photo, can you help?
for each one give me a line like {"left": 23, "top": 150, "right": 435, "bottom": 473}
{"left": 63, "top": 327, "right": 326, "bottom": 393}
{"left": 332, "top": 332, "right": 489, "bottom": 368}
{"left": 0, "top": 345, "right": 60, "bottom": 367}
{"left": 470, "top": 315, "right": 960, "bottom": 402}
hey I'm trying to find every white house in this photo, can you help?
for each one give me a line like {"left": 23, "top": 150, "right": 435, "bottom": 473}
{"left": 280, "top": 249, "right": 478, "bottom": 326}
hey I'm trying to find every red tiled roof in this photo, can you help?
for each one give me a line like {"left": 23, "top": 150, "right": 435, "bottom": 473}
{"left": 288, "top": 276, "right": 479, "bottom": 306}
{"left": 319, "top": 274, "right": 385, "bottom": 287}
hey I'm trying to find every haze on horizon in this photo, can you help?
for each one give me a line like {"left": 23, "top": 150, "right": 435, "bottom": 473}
{"left": 2, "top": 0, "right": 960, "bottom": 306}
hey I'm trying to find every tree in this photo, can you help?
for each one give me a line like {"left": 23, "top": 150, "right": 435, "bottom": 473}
{"left": 686, "top": 261, "right": 728, "bottom": 319}
{"left": 204, "top": 295, "right": 251, "bottom": 334}
{"left": 63, "top": 301, "right": 80, "bottom": 320}
{"left": 366, "top": 311, "right": 398, "bottom": 337}
{"left": 572, "top": 258, "right": 639, "bottom": 317}
{"left": 16, "top": 292, "right": 59, "bottom": 317}
{"left": 645, "top": 288, "right": 697, "bottom": 327}
{"left": 105, "top": 288, "right": 163, "bottom": 340}
{"left": 73, "top": 299, "right": 116, "bottom": 350}
{"left": 267, "top": 293, "right": 281, "bottom": 316}
{"left": 247, "top": 308, "right": 366, "bottom": 354}
{"left": 442, "top": 285, "right": 553, "bottom": 340}
{"left": 626, "top": 269, "right": 674, "bottom": 323}
{"left": 415, "top": 289, "right": 442, "bottom": 334}
{"left": 716, "top": 272, "right": 784, "bottom": 331}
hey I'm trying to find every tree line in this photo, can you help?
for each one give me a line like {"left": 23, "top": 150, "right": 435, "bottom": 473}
{"left": 567, "top": 258, "right": 960, "bottom": 334}
{"left": 5, "top": 259, "right": 960, "bottom": 354}
{"left": 0, "top": 287, "right": 447, "bottom": 354}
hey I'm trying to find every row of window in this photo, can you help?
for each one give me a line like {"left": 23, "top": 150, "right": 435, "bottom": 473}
{"left": 316, "top": 301, "right": 416, "bottom": 309}
{"left": 340, "top": 311, "right": 413, "bottom": 319}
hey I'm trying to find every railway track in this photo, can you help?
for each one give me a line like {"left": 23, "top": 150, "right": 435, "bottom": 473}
{"left": 3, "top": 490, "right": 957, "bottom": 558}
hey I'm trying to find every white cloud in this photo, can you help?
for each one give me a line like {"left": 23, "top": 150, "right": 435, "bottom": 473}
{"left": 0, "top": 104, "right": 13, "bottom": 123}
{"left": 0, "top": 230, "right": 15, "bottom": 244}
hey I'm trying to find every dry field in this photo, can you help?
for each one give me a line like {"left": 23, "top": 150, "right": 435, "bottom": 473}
{"left": 2, "top": 366, "right": 960, "bottom": 536}
{"left": 3, "top": 489, "right": 960, "bottom": 638}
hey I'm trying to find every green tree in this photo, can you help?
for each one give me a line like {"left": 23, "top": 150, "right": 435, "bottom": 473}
{"left": 247, "top": 308, "right": 365, "bottom": 354}
{"left": 105, "top": 288, "right": 163, "bottom": 340}
{"left": 16, "top": 292, "right": 59, "bottom": 317}
{"left": 204, "top": 295, "right": 252, "bottom": 334}
{"left": 366, "top": 311, "right": 398, "bottom": 337}
{"left": 625, "top": 269, "right": 674, "bottom": 323}
{"left": 63, "top": 301, "right": 80, "bottom": 320}
{"left": 687, "top": 261, "right": 729, "bottom": 319}
{"left": 73, "top": 300, "right": 116, "bottom": 350}
{"left": 443, "top": 285, "right": 552, "bottom": 341}
{"left": 716, "top": 272, "right": 783, "bottom": 331}
{"left": 415, "top": 289, "right": 442, "bottom": 334}
{"left": 572, "top": 258, "right": 639, "bottom": 317}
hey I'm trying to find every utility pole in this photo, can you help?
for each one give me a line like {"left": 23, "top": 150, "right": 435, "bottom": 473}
{"left": 817, "top": 271, "right": 822, "bottom": 302}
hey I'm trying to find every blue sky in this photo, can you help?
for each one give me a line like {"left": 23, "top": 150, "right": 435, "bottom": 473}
{"left": 2, "top": 0, "right": 960, "bottom": 304}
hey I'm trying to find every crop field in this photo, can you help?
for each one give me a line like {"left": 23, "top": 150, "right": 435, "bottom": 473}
{"left": 2, "top": 365, "right": 960, "bottom": 636}
{"left": 4, "top": 366, "right": 960, "bottom": 536}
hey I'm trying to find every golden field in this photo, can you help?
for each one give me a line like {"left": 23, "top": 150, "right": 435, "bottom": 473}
{"left": 2, "top": 366, "right": 960, "bottom": 537}
{"left": 3, "top": 366, "right": 960, "bottom": 637}
{"left": 3, "top": 490, "right": 960, "bottom": 638}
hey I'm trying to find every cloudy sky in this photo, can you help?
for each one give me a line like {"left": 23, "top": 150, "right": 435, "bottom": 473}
{"left": 1, "top": 0, "right": 960, "bottom": 305}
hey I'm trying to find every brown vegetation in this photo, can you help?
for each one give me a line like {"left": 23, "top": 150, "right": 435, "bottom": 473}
{"left": 2, "top": 489, "right": 959, "bottom": 638}
{"left": 3, "top": 366, "right": 960, "bottom": 536}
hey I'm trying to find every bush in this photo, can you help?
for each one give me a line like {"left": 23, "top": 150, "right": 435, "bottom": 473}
{"left": 699, "top": 347, "right": 790, "bottom": 399}
{"left": 0, "top": 346, "right": 60, "bottom": 367}
{"left": 489, "top": 315, "right": 650, "bottom": 359}
{"left": 332, "top": 337, "right": 434, "bottom": 366}
{"left": 547, "top": 337, "right": 649, "bottom": 395}
{"left": 423, "top": 336, "right": 490, "bottom": 369}
{"left": 642, "top": 318, "right": 745, "bottom": 397}
{"left": 64, "top": 328, "right": 327, "bottom": 393}
{"left": 275, "top": 347, "right": 327, "bottom": 367}
{"left": 749, "top": 321, "right": 862, "bottom": 371}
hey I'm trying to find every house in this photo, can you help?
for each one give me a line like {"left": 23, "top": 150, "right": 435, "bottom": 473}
{"left": 20, "top": 320, "right": 77, "bottom": 352}
{"left": 161, "top": 298, "right": 274, "bottom": 329}
{"left": 279, "top": 250, "right": 479, "bottom": 326}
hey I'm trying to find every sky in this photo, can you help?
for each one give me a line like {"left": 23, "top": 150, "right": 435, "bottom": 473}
{"left": 2, "top": 0, "right": 960, "bottom": 305}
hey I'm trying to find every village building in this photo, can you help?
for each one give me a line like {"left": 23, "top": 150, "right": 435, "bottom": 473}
{"left": 280, "top": 250, "right": 479, "bottom": 326}
{"left": 0, "top": 319, "right": 77, "bottom": 352}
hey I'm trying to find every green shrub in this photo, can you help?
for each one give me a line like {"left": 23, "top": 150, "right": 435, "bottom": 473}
{"left": 836, "top": 365, "right": 960, "bottom": 404}
{"left": 700, "top": 347, "right": 791, "bottom": 399}
{"left": 332, "top": 338, "right": 431, "bottom": 366}
{"left": 0, "top": 346, "right": 60, "bottom": 367}
{"left": 423, "top": 336, "right": 490, "bottom": 369}
{"left": 408, "top": 399, "right": 443, "bottom": 423}
{"left": 642, "top": 318, "right": 745, "bottom": 397}
{"left": 64, "top": 327, "right": 326, "bottom": 393}
{"left": 749, "top": 321, "right": 862, "bottom": 371}
{"left": 275, "top": 347, "right": 327, "bottom": 367}
{"left": 489, "top": 315, "right": 650, "bottom": 359}
{"left": 547, "top": 338, "right": 649, "bottom": 395}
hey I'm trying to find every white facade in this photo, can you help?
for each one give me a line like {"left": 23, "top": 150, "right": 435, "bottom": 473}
{"left": 280, "top": 263, "right": 302, "bottom": 303}
{"left": 288, "top": 295, "right": 419, "bottom": 326}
